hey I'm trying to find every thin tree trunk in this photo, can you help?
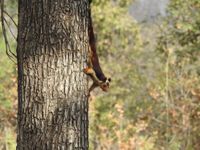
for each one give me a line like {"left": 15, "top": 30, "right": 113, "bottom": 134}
{"left": 17, "top": 0, "right": 89, "bottom": 149}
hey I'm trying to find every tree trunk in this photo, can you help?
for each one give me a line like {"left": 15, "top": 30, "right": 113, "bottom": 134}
{"left": 16, "top": 0, "right": 89, "bottom": 149}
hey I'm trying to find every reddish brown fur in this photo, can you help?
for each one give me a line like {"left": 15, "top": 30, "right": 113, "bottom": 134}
{"left": 83, "top": 4, "right": 111, "bottom": 93}
{"left": 88, "top": 9, "right": 107, "bottom": 82}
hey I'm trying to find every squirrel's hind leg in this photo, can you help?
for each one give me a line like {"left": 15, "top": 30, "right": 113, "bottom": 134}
{"left": 83, "top": 67, "right": 95, "bottom": 75}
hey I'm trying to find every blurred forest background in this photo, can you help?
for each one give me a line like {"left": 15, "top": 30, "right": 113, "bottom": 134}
{"left": 0, "top": 0, "right": 200, "bottom": 149}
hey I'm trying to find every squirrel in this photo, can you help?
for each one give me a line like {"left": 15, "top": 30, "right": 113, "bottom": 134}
{"left": 83, "top": 3, "right": 111, "bottom": 94}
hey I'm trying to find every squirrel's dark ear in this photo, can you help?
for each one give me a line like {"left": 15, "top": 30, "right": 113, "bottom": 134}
{"left": 108, "top": 78, "right": 111, "bottom": 82}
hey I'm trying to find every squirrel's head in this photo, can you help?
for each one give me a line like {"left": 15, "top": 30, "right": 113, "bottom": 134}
{"left": 100, "top": 77, "right": 111, "bottom": 92}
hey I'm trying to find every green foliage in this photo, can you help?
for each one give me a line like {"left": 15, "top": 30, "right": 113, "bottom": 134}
{"left": 89, "top": 0, "right": 157, "bottom": 149}
{"left": 0, "top": 35, "right": 17, "bottom": 150}
{"left": 155, "top": 0, "right": 200, "bottom": 149}
{"left": 91, "top": 0, "right": 140, "bottom": 55}
{"left": 0, "top": 0, "right": 17, "bottom": 148}
{"left": 89, "top": 0, "right": 200, "bottom": 149}
{"left": 0, "top": 37, "right": 16, "bottom": 107}
{"left": 0, "top": 127, "right": 16, "bottom": 150}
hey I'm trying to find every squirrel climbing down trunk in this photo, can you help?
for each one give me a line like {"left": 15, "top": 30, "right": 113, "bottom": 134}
{"left": 83, "top": 3, "right": 111, "bottom": 94}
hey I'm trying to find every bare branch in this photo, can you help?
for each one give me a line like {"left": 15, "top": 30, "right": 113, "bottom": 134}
{"left": 3, "top": 10, "right": 17, "bottom": 27}
{"left": 3, "top": 17, "right": 17, "bottom": 40}
{"left": 1, "top": 0, "right": 17, "bottom": 63}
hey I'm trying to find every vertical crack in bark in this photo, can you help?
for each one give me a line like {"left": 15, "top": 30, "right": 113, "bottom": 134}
{"left": 17, "top": 0, "right": 89, "bottom": 149}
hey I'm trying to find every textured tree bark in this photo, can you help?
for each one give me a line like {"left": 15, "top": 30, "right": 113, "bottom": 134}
{"left": 17, "top": 0, "right": 89, "bottom": 149}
